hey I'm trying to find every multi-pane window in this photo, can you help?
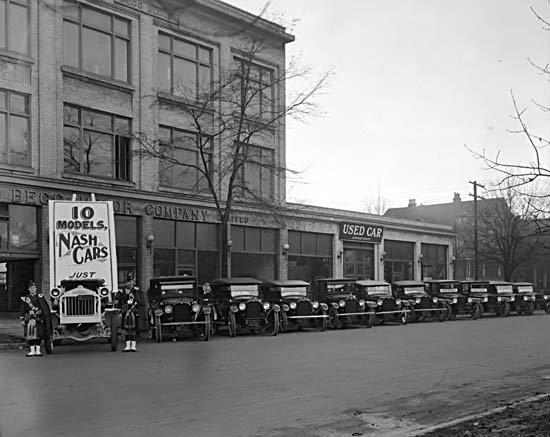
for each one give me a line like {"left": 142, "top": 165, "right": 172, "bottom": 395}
{"left": 158, "top": 33, "right": 212, "bottom": 101}
{"left": 288, "top": 230, "right": 333, "bottom": 282}
{"left": 63, "top": 0, "right": 130, "bottom": 82}
{"left": 421, "top": 243, "right": 448, "bottom": 280}
{"left": 236, "top": 59, "right": 273, "bottom": 119}
{"left": 63, "top": 104, "right": 131, "bottom": 181}
{"left": 0, "top": 0, "right": 29, "bottom": 55}
{"left": 384, "top": 240, "right": 414, "bottom": 282}
{"left": 159, "top": 126, "right": 211, "bottom": 192}
{"left": 238, "top": 145, "right": 274, "bottom": 200}
{"left": 231, "top": 226, "right": 277, "bottom": 280}
{"left": 0, "top": 89, "right": 30, "bottom": 167}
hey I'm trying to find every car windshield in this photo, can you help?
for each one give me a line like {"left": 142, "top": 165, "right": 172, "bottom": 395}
{"left": 403, "top": 286, "right": 426, "bottom": 295}
{"left": 517, "top": 285, "right": 534, "bottom": 293}
{"left": 439, "top": 284, "right": 459, "bottom": 293}
{"left": 160, "top": 283, "right": 194, "bottom": 296}
{"left": 471, "top": 285, "right": 488, "bottom": 293}
{"left": 365, "top": 285, "right": 390, "bottom": 295}
{"left": 279, "top": 287, "right": 308, "bottom": 297}
{"left": 327, "top": 283, "right": 353, "bottom": 293}
{"left": 230, "top": 284, "right": 259, "bottom": 297}
{"left": 496, "top": 285, "right": 513, "bottom": 294}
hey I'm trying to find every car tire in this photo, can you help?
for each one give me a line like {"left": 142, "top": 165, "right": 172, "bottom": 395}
{"left": 319, "top": 310, "right": 327, "bottom": 332}
{"left": 471, "top": 302, "right": 481, "bottom": 320}
{"left": 503, "top": 301, "right": 511, "bottom": 317}
{"left": 409, "top": 307, "right": 417, "bottom": 323}
{"left": 110, "top": 317, "right": 118, "bottom": 351}
{"left": 201, "top": 314, "right": 210, "bottom": 341}
{"left": 155, "top": 316, "right": 163, "bottom": 343}
{"left": 267, "top": 311, "right": 279, "bottom": 336}
{"left": 526, "top": 302, "right": 535, "bottom": 316}
{"left": 228, "top": 311, "right": 237, "bottom": 337}
{"left": 328, "top": 307, "right": 339, "bottom": 329}
{"left": 44, "top": 335, "right": 54, "bottom": 354}
{"left": 437, "top": 307, "right": 446, "bottom": 322}
{"left": 545, "top": 302, "right": 550, "bottom": 314}
{"left": 280, "top": 311, "right": 288, "bottom": 333}
{"left": 445, "top": 303, "right": 453, "bottom": 321}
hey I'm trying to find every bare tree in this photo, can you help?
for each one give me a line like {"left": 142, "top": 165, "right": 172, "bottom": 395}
{"left": 360, "top": 194, "right": 392, "bottom": 215}
{"left": 135, "top": 39, "right": 330, "bottom": 277}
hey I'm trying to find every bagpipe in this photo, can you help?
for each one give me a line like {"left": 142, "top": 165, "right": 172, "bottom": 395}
{"left": 121, "top": 294, "right": 139, "bottom": 330}
{"left": 21, "top": 296, "right": 42, "bottom": 340}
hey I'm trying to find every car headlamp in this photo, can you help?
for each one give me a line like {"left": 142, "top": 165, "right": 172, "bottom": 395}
{"left": 452, "top": 298, "right": 458, "bottom": 304}
{"left": 395, "top": 298, "right": 402, "bottom": 306}
{"left": 359, "top": 299, "right": 366, "bottom": 307}
{"left": 510, "top": 296, "right": 515, "bottom": 302}
{"left": 483, "top": 296, "right": 489, "bottom": 302}
{"left": 331, "top": 302, "right": 339, "bottom": 309}
{"left": 339, "top": 300, "right": 346, "bottom": 307}
{"left": 290, "top": 301, "right": 297, "bottom": 310}
{"left": 192, "top": 303, "right": 201, "bottom": 313}
{"left": 51, "top": 288, "right": 61, "bottom": 298}
{"left": 497, "top": 296, "right": 502, "bottom": 302}
{"left": 164, "top": 304, "right": 173, "bottom": 314}
{"left": 415, "top": 298, "right": 421, "bottom": 304}
{"left": 432, "top": 297, "right": 438, "bottom": 304}
{"left": 238, "top": 302, "right": 246, "bottom": 311}
{"left": 282, "top": 304, "right": 289, "bottom": 311}
{"left": 312, "top": 301, "right": 319, "bottom": 309}
{"left": 263, "top": 302, "right": 270, "bottom": 310}
{"left": 545, "top": 295, "right": 550, "bottom": 300}
{"left": 99, "top": 287, "right": 109, "bottom": 297}
{"left": 377, "top": 299, "right": 383, "bottom": 306}
{"left": 467, "top": 297, "right": 473, "bottom": 304}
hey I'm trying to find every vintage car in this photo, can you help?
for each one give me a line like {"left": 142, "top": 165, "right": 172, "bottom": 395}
{"left": 209, "top": 278, "right": 280, "bottom": 336}
{"left": 512, "top": 282, "right": 536, "bottom": 315}
{"left": 311, "top": 278, "right": 373, "bottom": 329}
{"left": 424, "top": 279, "right": 483, "bottom": 320}
{"left": 392, "top": 280, "right": 447, "bottom": 322}
{"left": 148, "top": 276, "right": 212, "bottom": 342}
{"left": 534, "top": 288, "right": 550, "bottom": 314}
{"left": 460, "top": 280, "right": 514, "bottom": 317}
{"left": 356, "top": 280, "right": 409, "bottom": 325}
{"left": 261, "top": 280, "right": 328, "bottom": 332}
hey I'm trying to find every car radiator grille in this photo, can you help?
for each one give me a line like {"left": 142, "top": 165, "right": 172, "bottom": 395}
{"left": 173, "top": 303, "right": 192, "bottom": 322}
{"left": 296, "top": 300, "right": 312, "bottom": 316}
{"left": 345, "top": 299, "right": 359, "bottom": 313}
{"left": 246, "top": 301, "right": 263, "bottom": 320}
{"left": 417, "top": 297, "right": 433, "bottom": 310}
{"left": 62, "top": 295, "right": 98, "bottom": 317}
{"left": 382, "top": 299, "right": 397, "bottom": 312}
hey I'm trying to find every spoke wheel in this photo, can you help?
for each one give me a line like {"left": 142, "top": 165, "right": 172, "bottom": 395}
{"left": 526, "top": 302, "right": 535, "bottom": 316}
{"left": 503, "top": 301, "right": 511, "bottom": 317}
{"left": 228, "top": 311, "right": 237, "bottom": 337}
{"left": 445, "top": 303, "right": 453, "bottom": 321}
{"left": 44, "top": 335, "right": 54, "bottom": 354}
{"left": 267, "top": 311, "right": 279, "bottom": 336}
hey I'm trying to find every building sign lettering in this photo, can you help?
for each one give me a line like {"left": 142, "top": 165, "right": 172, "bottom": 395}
{"left": 339, "top": 222, "right": 384, "bottom": 244}
{"left": 114, "top": 0, "right": 171, "bottom": 20}
{"left": 144, "top": 204, "right": 208, "bottom": 221}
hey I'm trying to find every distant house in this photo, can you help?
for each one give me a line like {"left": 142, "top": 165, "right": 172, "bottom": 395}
{"left": 385, "top": 193, "right": 506, "bottom": 280}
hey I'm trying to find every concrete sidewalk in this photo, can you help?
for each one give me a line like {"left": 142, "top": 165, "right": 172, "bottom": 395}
{"left": 0, "top": 312, "right": 24, "bottom": 337}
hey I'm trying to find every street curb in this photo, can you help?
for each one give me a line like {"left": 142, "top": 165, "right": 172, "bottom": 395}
{"left": 0, "top": 341, "right": 26, "bottom": 350}
{"left": 410, "top": 392, "right": 550, "bottom": 436}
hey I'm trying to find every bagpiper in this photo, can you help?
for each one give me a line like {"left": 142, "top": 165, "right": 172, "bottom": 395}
{"left": 20, "top": 280, "right": 52, "bottom": 357}
{"left": 117, "top": 274, "right": 140, "bottom": 352}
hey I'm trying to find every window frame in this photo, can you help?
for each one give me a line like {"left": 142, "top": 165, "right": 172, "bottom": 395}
{"left": 238, "top": 144, "right": 275, "bottom": 200}
{"left": 235, "top": 58, "right": 275, "bottom": 120}
{"left": 63, "top": 103, "right": 132, "bottom": 181}
{"left": 0, "top": 88, "right": 30, "bottom": 167}
{"left": 0, "top": 0, "right": 30, "bottom": 55}
{"left": 63, "top": 0, "right": 131, "bottom": 82}
{"left": 157, "top": 32, "right": 213, "bottom": 101}
{"left": 159, "top": 125, "right": 212, "bottom": 192}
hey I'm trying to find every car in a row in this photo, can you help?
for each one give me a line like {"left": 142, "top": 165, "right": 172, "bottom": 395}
{"left": 147, "top": 276, "right": 548, "bottom": 341}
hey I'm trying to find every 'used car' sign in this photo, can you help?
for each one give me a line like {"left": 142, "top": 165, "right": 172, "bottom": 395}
{"left": 340, "top": 222, "right": 384, "bottom": 243}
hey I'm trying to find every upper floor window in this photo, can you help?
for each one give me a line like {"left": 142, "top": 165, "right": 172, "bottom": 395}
{"left": 0, "top": 89, "right": 30, "bottom": 167}
{"left": 158, "top": 33, "right": 212, "bottom": 101}
{"left": 63, "top": 0, "right": 130, "bottom": 82}
{"left": 0, "top": 0, "right": 29, "bottom": 55}
{"left": 236, "top": 59, "right": 273, "bottom": 120}
{"left": 238, "top": 145, "right": 274, "bottom": 200}
{"left": 63, "top": 104, "right": 131, "bottom": 181}
{"left": 159, "top": 126, "right": 211, "bottom": 192}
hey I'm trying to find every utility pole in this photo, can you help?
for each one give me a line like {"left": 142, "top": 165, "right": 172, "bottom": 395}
{"left": 469, "top": 181, "right": 485, "bottom": 280}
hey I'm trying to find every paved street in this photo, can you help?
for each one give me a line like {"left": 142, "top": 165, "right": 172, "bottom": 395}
{"left": 1, "top": 314, "right": 549, "bottom": 437}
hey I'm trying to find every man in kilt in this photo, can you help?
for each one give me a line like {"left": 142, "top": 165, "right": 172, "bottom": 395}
{"left": 117, "top": 275, "right": 140, "bottom": 352}
{"left": 20, "top": 281, "right": 52, "bottom": 357}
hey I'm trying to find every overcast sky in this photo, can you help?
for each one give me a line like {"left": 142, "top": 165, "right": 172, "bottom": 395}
{"left": 227, "top": 0, "right": 550, "bottom": 212}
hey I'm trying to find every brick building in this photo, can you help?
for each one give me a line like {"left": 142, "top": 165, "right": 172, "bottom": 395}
{"left": 0, "top": 0, "right": 454, "bottom": 311}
